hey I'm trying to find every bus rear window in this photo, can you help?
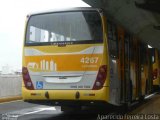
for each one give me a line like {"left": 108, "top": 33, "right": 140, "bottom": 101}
{"left": 25, "top": 11, "right": 103, "bottom": 46}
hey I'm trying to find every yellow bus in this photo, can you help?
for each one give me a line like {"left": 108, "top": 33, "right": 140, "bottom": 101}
{"left": 22, "top": 8, "right": 152, "bottom": 109}
{"left": 150, "top": 48, "right": 160, "bottom": 91}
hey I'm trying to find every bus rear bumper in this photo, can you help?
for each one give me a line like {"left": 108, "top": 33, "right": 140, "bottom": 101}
{"left": 22, "top": 86, "right": 109, "bottom": 106}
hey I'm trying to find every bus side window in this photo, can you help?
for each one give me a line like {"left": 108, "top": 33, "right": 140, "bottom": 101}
{"left": 107, "top": 21, "right": 118, "bottom": 59}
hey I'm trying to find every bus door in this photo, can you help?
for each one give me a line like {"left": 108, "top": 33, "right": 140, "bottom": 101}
{"left": 117, "top": 26, "right": 126, "bottom": 103}
{"left": 124, "top": 33, "right": 131, "bottom": 103}
{"left": 140, "top": 43, "right": 148, "bottom": 96}
{"left": 134, "top": 38, "right": 142, "bottom": 100}
{"left": 125, "top": 36, "right": 140, "bottom": 102}
{"left": 107, "top": 21, "right": 121, "bottom": 105}
{"left": 129, "top": 37, "right": 138, "bottom": 101}
{"left": 146, "top": 48, "right": 154, "bottom": 94}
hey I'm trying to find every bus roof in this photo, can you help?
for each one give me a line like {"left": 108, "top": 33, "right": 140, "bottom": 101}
{"left": 27, "top": 7, "right": 103, "bottom": 17}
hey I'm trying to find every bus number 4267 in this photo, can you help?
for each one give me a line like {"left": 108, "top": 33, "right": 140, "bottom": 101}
{"left": 80, "top": 57, "right": 99, "bottom": 64}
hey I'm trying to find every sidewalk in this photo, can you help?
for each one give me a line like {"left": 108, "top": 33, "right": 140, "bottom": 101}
{"left": 0, "top": 96, "right": 22, "bottom": 103}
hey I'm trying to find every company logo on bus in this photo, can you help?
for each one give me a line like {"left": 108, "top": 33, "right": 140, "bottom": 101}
{"left": 27, "top": 60, "right": 57, "bottom": 72}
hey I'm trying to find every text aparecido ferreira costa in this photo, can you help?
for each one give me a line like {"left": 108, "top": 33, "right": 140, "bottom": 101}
{"left": 97, "top": 114, "right": 160, "bottom": 120}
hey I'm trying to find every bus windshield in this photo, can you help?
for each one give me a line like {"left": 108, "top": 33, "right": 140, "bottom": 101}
{"left": 25, "top": 11, "right": 103, "bottom": 46}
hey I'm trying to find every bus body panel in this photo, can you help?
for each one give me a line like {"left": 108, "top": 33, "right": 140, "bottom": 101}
{"left": 153, "top": 49, "right": 160, "bottom": 85}
{"left": 22, "top": 86, "right": 109, "bottom": 102}
{"left": 24, "top": 44, "right": 104, "bottom": 90}
{"left": 22, "top": 8, "right": 158, "bottom": 107}
{"left": 22, "top": 9, "right": 110, "bottom": 105}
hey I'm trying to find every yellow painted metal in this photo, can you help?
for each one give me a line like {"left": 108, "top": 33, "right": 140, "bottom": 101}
{"left": 22, "top": 86, "right": 109, "bottom": 102}
{"left": 153, "top": 49, "right": 160, "bottom": 86}
{"left": 22, "top": 13, "right": 110, "bottom": 103}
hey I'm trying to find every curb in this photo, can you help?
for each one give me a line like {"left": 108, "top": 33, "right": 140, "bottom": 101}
{"left": 0, "top": 96, "right": 22, "bottom": 103}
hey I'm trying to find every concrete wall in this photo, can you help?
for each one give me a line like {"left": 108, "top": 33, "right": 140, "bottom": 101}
{"left": 0, "top": 75, "right": 22, "bottom": 98}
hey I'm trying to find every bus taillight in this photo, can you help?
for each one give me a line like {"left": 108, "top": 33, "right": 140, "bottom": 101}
{"left": 153, "top": 68, "right": 158, "bottom": 80}
{"left": 22, "top": 67, "right": 34, "bottom": 90}
{"left": 92, "top": 65, "right": 107, "bottom": 90}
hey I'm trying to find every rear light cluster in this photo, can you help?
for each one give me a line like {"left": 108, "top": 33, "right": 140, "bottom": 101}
{"left": 153, "top": 68, "right": 158, "bottom": 80}
{"left": 92, "top": 65, "right": 107, "bottom": 90}
{"left": 22, "top": 67, "right": 34, "bottom": 90}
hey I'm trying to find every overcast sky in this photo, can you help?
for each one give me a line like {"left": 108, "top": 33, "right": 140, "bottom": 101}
{"left": 0, "top": 0, "right": 90, "bottom": 70}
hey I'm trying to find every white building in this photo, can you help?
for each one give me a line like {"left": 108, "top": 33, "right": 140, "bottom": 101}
{"left": 1, "top": 65, "right": 14, "bottom": 75}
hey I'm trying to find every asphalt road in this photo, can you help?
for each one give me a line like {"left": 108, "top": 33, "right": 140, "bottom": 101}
{"left": 0, "top": 100, "right": 112, "bottom": 120}
{"left": 0, "top": 93, "right": 160, "bottom": 120}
